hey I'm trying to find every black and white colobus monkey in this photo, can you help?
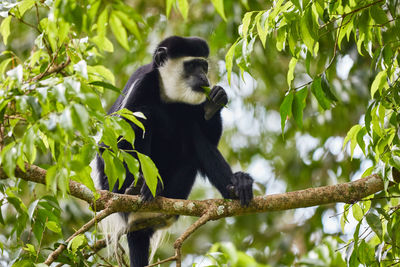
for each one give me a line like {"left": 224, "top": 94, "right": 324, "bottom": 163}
{"left": 91, "top": 36, "right": 254, "bottom": 267}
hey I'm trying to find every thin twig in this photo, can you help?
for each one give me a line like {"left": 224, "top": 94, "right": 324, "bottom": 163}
{"left": 148, "top": 211, "right": 213, "bottom": 267}
{"left": 174, "top": 211, "right": 213, "bottom": 267}
{"left": 10, "top": 14, "right": 40, "bottom": 33}
{"left": 44, "top": 208, "right": 114, "bottom": 265}
{"left": 29, "top": 55, "right": 70, "bottom": 82}
{"left": 324, "top": 12, "right": 344, "bottom": 71}
{"left": 35, "top": 3, "right": 53, "bottom": 56}
{"left": 146, "top": 255, "right": 178, "bottom": 267}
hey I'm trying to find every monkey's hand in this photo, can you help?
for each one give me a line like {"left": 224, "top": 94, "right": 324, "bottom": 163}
{"left": 227, "top": 172, "right": 254, "bottom": 206}
{"left": 204, "top": 85, "right": 228, "bottom": 120}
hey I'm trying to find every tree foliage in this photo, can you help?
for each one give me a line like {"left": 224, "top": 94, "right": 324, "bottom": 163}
{"left": 0, "top": 0, "right": 400, "bottom": 266}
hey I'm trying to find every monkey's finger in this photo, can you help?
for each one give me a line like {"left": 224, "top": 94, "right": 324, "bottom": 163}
{"left": 140, "top": 192, "right": 154, "bottom": 202}
{"left": 239, "top": 188, "right": 247, "bottom": 206}
{"left": 213, "top": 90, "right": 228, "bottom": 106}
{"left": 244, "top": 186, "right": 253, "bottom": 205}
{"left": 209, "top": 86, "right": 219, "bottom": 98}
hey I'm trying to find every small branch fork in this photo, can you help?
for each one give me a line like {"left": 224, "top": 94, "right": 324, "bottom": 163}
{"left": 147, "top": 210, "right": 214, "bottom": 267}
{"left": 44, "top": 207, "right": 114, "bottom": 265}
{"left": 28, "top": 45, "right": 71, "bottom": 83}
{"left": 0, "top": 164, "right": 390, "bottom": 265}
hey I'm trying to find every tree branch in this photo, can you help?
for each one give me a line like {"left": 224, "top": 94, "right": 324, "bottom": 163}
{"left": 0, "top": 164, "right": 385, "bottom": 218}
{"left": 0, "top": 164, "right": 388, "bottom": 264}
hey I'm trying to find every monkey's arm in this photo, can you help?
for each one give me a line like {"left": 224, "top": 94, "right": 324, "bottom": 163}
{"left": 192, "top": 124, "right": 253, "bottom": 206}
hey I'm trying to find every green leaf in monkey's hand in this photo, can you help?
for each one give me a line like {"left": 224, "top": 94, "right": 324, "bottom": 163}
{"left": 202, "top": 86, "right": 212, "bottom": 97}
{"left": 202, "top": 86, "right": 227, "bottom": 108}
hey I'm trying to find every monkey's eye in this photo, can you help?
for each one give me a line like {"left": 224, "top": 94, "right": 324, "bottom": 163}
{"left": 201, "top": 61, "right": 208, "bottom": 73}
{"left": 184, "top": 61, "right": 196, "bottom": 72}
{"left": 184, "top": 59, "right": 208, "bottom": 75}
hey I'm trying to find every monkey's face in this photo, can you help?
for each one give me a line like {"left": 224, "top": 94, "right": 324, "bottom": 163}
{"left": 158, "top": 57, "right": 209, "bottom": 105}
{"left": 183, "top": 58, "right": 210, "bottom": 92}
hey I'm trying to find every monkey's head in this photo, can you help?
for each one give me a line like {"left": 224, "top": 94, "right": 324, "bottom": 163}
{"left": 154, "top": 36, "right": 210, "bottom": 105}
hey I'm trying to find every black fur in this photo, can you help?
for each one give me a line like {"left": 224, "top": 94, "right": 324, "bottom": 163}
{"left": 156, "top": 36, "right": 209, "bottom": 59}
{"left": 94, "top": 36, "right": 253, "bottom": 267}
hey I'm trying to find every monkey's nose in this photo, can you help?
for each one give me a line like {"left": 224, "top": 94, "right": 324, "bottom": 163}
{"left": 200, "top": 75, "right": 210, "bottom": 86}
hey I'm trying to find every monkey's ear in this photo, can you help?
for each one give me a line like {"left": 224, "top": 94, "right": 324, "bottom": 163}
{"left": 154, "top": 47, "right": 168, "bottom": 67}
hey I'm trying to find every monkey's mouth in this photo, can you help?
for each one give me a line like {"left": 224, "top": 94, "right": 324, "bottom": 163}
{"left": 192, "top": 86, "right": 207, "bottom": 93}
{"left": 193, "top": 81, "right": 210, "bottom": 93}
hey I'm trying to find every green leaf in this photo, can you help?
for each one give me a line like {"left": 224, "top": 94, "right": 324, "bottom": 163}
{"left": 23, "top": 244, "right": 36, "bottom": 255}
{"left": 57, "top": 19, "right": 70, "bottom": 46}
{"left": 356, "top": 127, "right": 367, "bottom": 155}
{"left": 72, "top": 166, "right": 96, "bottom": 193}
{"left": 321, "top": 74, "right": 337, "bottom": 102}
{"left": 0, "top": 57, "right": 12, "bottom": 75}
{"left": 358, "top": 240, "right": 374, "bottom": 264}
{"left": 225, "top": 39, "right": 239, "bottom": 85}
{"left": 45, "top": 165, "right": 58, "bottom": 193}
{"left": 102, "top": 150, "right": 118, "bottom": 191}
{"left": 276, "top": 26, "right": 287, "bottom": 51}
{"left": 0, "top": 200, "right": 4, "bottom": 225}
{"left": 366, "top": 213, "right": 383, "bottom": 241}
{"left": 241, "top": 12, "right": 254, "bottom": 38}
{"left": 210, "top": 0, "right": 227, "bottom": 21}
{"left": 45, "top": 221, "right": 62, "bottom": 233}
{"left": 343, "top": 124, "right": 362, "bottom": 159}
{"left": 352, "top": 204, "right": 363, "bottom": 221}
{"left": 109, "top": 12, "right": 129, "bottom": 51}
{"left": 166, "top": 0, "right": 174, "bottom": 18}
{"left": 311, "top": 77, "right": 331, "bottom": 110}
{"left": 27, "top": 96, "right": 41, "bottom": 119}
{"left": 279, "top": 91, "right": 294, "bottom": 134}
{"left": 255, "top": 12, "right": 268, "bottom": 48}
{"left": 300, "top": 8, "right": 315, "bottom": 53}
{"left": 177, "top": 0, "right": 189, "bottom": 20}
{"left": 364, "top": 103, "right": 373, "bottom": 134}
{"left": 0, "top": 16, "right": 11, "bottom": 45}
{"left": 116, "top": 108, "right": 146, "bottom": 133}
{"left": 88, "top": 65, "right": 115, "bottom": 85}
{"left": 68, "top": 234, "right": 87, "bottom": 253}
{"left": 71, "top": 104, "right": 89, "bottom": 136}
{"left": 121, "top": 151, "right": 140, "bottom": 182}
{"left": 291, "top": 0, "right": 301, "bottom": 10}
{"left": 117, "top": 118, "right": 136, "bottom": 145}
{"left": 287, "top": 57, "right": 297, "bottom": 86}
{"left": 338, "top": 15, "right": 353, "bottom": 50}
{"left": 136, "top": 152, "right": 161, "bottom": 197}
{"left": 114, "top": 155, "right": 126, "bottom": 190}
{"left": 370, "top": 5, "right": 388, "bottom": 24}
{"left": 292, "top": 87, "right": 308, "bottom": 128}
{"left": 102, "top": 124, "right": 118, "bottom": 152}
{"left": 97, "top": 8, "right": 108, "bottom": 37}
{"left": 370, "top": 70, "right": 387, "bottom": 98}
{"left": 0, "top": 142, "right": 17, "bottom": 178}
{"left": 17, "top": 0, "right": 36, "bottom": 17}
{"left": 91, "top": 35, "right": 114, "bottom": 52}
{"left": 114, "top": 10, "right": 141, "bottom": 41}
{"left": 89, "top": 81, "right": 120, "bottom": 93}
{"left": 23, "top": 127, "right": 36, "bottom": 164}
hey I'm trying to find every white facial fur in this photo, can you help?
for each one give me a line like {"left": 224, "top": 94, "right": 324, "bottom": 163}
{"left": 158, "top": 56, "right": 207, "bottom": 105}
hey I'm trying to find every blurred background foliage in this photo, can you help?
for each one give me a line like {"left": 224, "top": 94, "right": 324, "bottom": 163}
{"left": 0, "top": 0, "right": 400, "bottom": 266}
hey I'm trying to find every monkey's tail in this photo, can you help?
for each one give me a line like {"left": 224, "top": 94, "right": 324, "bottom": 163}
{"left": 127, "top": 228, "right": 154, "bottom": 267}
